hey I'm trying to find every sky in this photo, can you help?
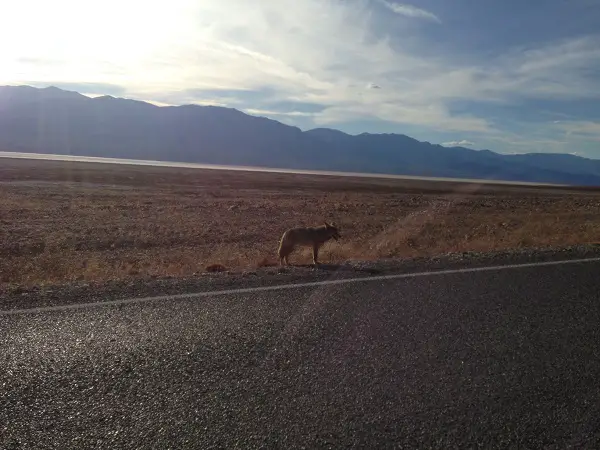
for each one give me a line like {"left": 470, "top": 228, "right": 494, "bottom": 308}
{"left": 2, "top": 0, "right": 600, "bottom": 156}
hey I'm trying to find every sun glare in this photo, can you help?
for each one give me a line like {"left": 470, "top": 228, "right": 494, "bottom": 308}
{"left": 0, "top": 0, "right": 197, "bottom": 85}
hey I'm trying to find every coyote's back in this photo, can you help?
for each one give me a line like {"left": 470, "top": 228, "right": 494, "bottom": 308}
{"left": 278, "top": 222, "right": 340, "bottom": 266}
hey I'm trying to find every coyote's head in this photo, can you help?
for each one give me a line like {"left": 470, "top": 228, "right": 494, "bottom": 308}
{"left": 324, "top": 222, "right": 341, "bottom": 241}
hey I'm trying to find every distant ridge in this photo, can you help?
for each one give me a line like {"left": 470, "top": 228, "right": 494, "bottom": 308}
{"left": 0, "top": 85, "right": 598, "bottom": 186}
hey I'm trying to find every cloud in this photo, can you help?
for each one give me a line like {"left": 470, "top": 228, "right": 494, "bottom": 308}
{"left": 555, "top": 120, "right": 600, "bottom": 135}
{"left": 442, "top": 140, "right": 475, "bottom": 147}
{"left": 554, "top": 120, "right": 600, "bottom": 141}
{"left": 314, "top": 104, "right": 492, "bottom": 132}
{"left": 378, "top": 1, "right": 441, "bottom": 23}
{"left": 2, "top": 0, "right": 600, "bottom": 150}
{"left": 243, "top": 108, "right": 316, "bottom": 117}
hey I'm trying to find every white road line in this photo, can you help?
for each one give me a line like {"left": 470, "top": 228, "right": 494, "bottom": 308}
{"left": 2, "top": 256, "right": 600, "bottom": 316}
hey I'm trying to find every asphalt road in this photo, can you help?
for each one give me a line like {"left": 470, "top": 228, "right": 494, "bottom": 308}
{"left": 2, "top": 258, "right": 600, "bottom": 449}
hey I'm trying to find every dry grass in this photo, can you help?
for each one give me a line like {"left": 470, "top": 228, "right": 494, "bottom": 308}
{"left": 2, "top": 158, "right": 600, "bottom": 287}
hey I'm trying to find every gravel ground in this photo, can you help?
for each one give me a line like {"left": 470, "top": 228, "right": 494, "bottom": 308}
{"left": 4, "top": 157, "right": 600, "bottom": 287}
{"left": 2, "top": 244, "right": 600, "bottom": 311}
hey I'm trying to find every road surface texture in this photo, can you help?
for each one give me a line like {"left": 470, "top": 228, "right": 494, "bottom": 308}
{"left": 2, "top": 257, "right": 600, "bottom": 448}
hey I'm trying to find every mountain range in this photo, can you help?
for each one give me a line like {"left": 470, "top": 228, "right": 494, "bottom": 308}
{"left": 1, "top": 85, "right": 599, "bottom": 185}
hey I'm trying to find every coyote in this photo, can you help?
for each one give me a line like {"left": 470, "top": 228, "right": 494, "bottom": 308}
{"left": 278, "top": 222, "right": 341, "bottom": 266}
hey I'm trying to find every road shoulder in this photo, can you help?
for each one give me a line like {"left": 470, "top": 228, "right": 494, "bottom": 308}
{"left": 2, "top": 244, "right": 600, "bottom": 312}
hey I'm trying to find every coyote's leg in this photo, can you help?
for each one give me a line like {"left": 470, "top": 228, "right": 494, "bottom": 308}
{"left": 312, "top": 243, "right": 320, "bottom": 266}
{"left": 278, "top": 238, "right": 293, "bottom": 266}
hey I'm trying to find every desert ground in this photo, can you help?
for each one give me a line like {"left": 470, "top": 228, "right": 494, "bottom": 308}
{"left": 1, "top": 157, "right": 600, "bottom": 287}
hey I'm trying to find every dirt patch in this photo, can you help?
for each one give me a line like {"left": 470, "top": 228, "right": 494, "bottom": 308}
{"left": 1, "top": 157, "right": 600, "bottom": 287}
